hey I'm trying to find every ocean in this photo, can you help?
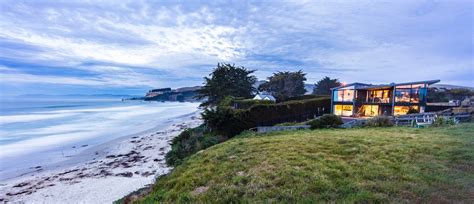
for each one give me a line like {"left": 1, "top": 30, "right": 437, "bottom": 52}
{"left": 0, "top": 97, "right": 200, "bottom": 180}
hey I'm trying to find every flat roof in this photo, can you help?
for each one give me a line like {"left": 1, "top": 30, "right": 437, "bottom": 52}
{"left": 331, "top": 79, "right": 440, "bottom": 90}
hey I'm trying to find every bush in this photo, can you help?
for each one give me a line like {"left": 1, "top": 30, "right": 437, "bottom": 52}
{"left": 201, "top": 106, "right": 254, "bottom": 138}
{"left": 431, "top": 117, "right": 457, "bottom": 127}
{"left": 165, "top": 125, "right": 220, "bottom": 166}
{"left": 307, "top": 114, "right": 343, "bottom": 129}
{"left": 365, "top": 116, "right": 394, "bottom": 127}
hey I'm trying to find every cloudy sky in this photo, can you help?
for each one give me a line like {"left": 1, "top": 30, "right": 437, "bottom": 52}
{"left": 0, "top": 0, "right": 472, "bottom": 96}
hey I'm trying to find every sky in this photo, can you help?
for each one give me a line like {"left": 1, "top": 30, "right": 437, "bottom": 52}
{"left": 0, "top": 0, "right": 472, "bottom": 96}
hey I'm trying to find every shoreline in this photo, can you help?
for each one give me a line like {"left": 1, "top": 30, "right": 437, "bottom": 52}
{"left": 0, "top": 111, "right": 202, "bottom": 203}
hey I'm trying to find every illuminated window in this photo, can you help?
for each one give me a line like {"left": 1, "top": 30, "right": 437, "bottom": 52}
{"left": 395, "top": 89, "right": 410, "bottom": 102}
{"left": 343, "top": 90, "right": 354, "bottom": 102}
{"left": 368, "top": 89, "right": 390, "bottom": 103}
{"left": 334, "top": 105, "right": 353, "bottom": 116}
{"left": 358, "top": 105, "right": 379, "bottom": 117}
{"left": 394, "top": 106, "right": 419, "bottom": 115}
{"left": 411, "top": 88, "right": 420, "bottom": 103}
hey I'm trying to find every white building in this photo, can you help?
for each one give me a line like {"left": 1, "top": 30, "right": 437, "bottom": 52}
{"left": 253, "top": 92, "right": 276, "bottom": 101}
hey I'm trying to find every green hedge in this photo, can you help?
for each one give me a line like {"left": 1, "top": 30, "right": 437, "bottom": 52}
{"left": 202, "top": 97, "right": 331, "bottom": 137}
{"left": 233, "top": 99, "right": 275, "bottom": 109}
{"left": 248, "top": 97, "right": 331, "bottom": 126}
{"left": 283, "top": 94, "right": 329, "bottom": 102}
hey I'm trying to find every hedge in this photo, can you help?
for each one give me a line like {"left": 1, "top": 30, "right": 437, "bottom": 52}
{"left": 203, "top": 97, "right": 331, "bottom": 137}
{"left": 233, "top": 99, "right": 275, "bottom": 109}
{"left": 282, "top": 94, "right": 329, "bottom": 102}
{"left": 248, "top": 97, "right": 331, "bottom": 126}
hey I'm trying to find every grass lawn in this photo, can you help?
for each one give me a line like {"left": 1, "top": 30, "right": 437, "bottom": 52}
{"left": 139, "top": 123, "right": 474, "bottom": 203}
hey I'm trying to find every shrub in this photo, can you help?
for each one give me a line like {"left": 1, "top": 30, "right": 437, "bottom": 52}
{"left": 307, "top": 114, "right": 343, "bottom": 129}
{"left": 365, "top": 116, "right": 394, "bottom": 127}
{"left": 165, "top": 125, "right": 220, "bottom": 166}
{"left": 201, "top": 106, "right": 254, "bottom": 138}
{"left": 431, "top": 117, "right": 457, "bottom": 127}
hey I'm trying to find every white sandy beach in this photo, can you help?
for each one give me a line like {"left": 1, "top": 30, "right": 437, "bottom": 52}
{"left": 0, "top": 111, "right": 202, "bottom": 203}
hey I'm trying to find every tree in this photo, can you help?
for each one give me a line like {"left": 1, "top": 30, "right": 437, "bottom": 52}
{"left": 313, "top": 76, "right": 341, "bottom": 95}
{"left": 196, "top": 63, "right": 257, "bottom": 107}
{"left": 258, "top": 70, "right": 307, "bottom": 101}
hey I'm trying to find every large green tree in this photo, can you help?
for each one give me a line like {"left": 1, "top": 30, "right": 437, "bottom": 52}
{"left": 196, "top": 63, "right": 257, "bottom": 107}
{"left": 313, "top": 76, "right": 341, "bottom": 95}
{"left": 258, "top": 70, "right": 307, "bottom": 101}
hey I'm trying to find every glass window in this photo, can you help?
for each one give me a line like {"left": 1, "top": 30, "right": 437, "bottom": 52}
{"left": 334, "top": 105, "right": 342, "bottom": 115}
{"left": 419, "top": 88, "right": 427, "bottom": 103}
{"left": 411, "top": 84, "right": 425, "bottom": 88}
{"left": 342, "top": 105, "right": 353, "bottom": 116}
{"left": 343, "top": 90, "right": 354, "bottom": 102}
{"left": 358, "top": 105, "right": 379, "bottom": 117}
{"left": 333, "top": 89, "right": 354, "bottom": 102}
{"left": 394, "top": 106, "right": 419, "bottom": 115}
{"left": 395, "top": 89, "right": 411, "bottom": 102}
{"left": 396, "top": 85, "right": 412, "bottom": 89}
{"left": 334, "top": 105, "right": 353, "bottom": 116}
{"left": 333, "top": 90, "right": 341, "bottom": 102}
{"left": 368, "top": 89, "right": 391, "bottom": 103}
{"left": 411, "top": 88, "right": 420, "bottom": 103}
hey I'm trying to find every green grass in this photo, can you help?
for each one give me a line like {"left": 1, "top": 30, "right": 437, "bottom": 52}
{"left": 139, "top": 124, "right": 474, "bottom": 203}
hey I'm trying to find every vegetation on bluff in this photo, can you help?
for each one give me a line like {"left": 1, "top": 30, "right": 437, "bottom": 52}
{"left": 138, "top": 123, "right": 474, "bottom": 203}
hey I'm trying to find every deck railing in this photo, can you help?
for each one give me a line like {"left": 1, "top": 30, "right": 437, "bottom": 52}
{"left": 393, "top": 112, "right": 471, "bottom": 126}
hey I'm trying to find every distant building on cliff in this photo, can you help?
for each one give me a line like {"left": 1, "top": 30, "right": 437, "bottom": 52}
{"left": 144, "top": 86, "right": 201, "bottom": 102}
{"left": 145, "top": 88, "right": 172, "bottom": 98}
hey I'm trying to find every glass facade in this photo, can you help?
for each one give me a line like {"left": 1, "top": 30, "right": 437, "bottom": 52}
{"left": 332, "top": 82, "right": 432, "bottom": 117}
{"left": 395, "top": 84, "right": 426, "bottom": 103}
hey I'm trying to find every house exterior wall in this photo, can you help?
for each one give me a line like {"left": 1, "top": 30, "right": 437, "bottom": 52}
{"left": 331, "top": 81, "right": 436, "bottom": 117}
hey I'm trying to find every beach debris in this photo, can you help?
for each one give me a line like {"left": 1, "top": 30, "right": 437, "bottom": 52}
{"left": 13, "top": 182, "right": 29, "bottom": 188}
{"left": 143, "top": 146, "right": 153, "bottom": 150}
{"left": 141, "top": 171, "right": 155, "bottom": 177}
{"left": 58, "top": 169, "right": 79, "bottom": 176}
{"left": 115, "top": 172, "right": 133, "bottom": 177}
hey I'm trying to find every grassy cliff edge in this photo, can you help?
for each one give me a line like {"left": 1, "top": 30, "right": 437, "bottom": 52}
{"left": 131, "top": 124, "right": 473, "bottom": 203}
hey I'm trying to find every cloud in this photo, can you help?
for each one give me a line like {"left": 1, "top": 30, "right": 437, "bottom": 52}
{"left": 0, "top": 0, "right": 472, "bottom": 95}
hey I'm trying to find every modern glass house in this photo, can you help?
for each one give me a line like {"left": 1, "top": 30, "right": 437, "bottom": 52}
{"left": 330, "top": 80, "right": 440, "bottom": 117}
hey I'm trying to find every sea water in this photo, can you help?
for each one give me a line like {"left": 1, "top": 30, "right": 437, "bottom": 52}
{"left": 0, "top": 97, "right": 200, "bottom": 180}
